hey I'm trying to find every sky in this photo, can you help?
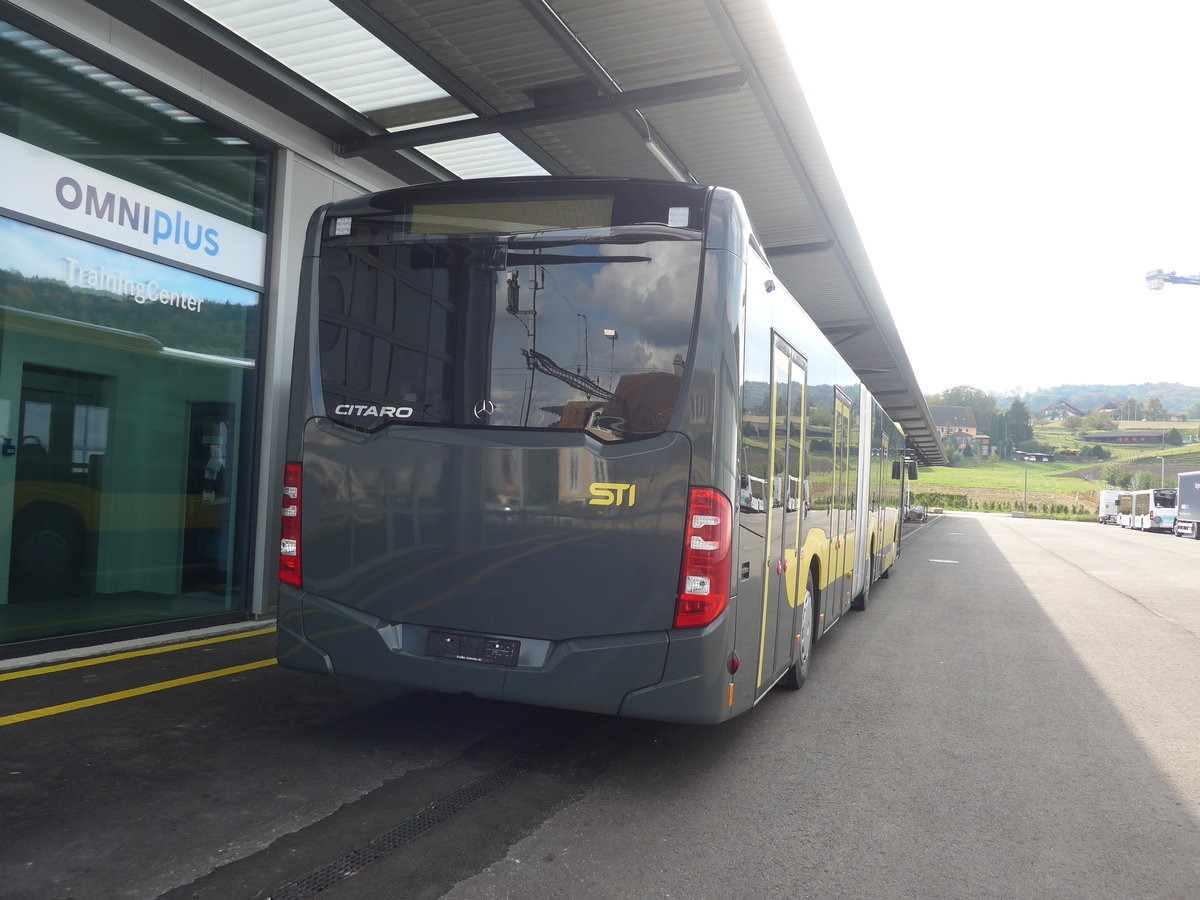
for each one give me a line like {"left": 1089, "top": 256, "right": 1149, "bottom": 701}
{"left": 768, "top": 0, "right": 1200, "bottom": 397}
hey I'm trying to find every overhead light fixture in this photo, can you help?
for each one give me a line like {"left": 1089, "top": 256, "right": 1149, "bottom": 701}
{"left": 644, "top": 138, "right": 690, "bottom": 183}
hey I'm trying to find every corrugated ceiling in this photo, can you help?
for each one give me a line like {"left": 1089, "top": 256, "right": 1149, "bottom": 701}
{"left": 183, "top": 0, "right": 448, "bottom": 110}
{"left": 105, "top": 0, "right": 945, "bottom": 463}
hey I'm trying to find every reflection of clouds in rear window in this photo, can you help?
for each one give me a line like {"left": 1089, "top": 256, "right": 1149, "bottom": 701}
{"left": 523, "top": 243, "right": 698, "bottom": 378}
{"left": 591, "top": 243, "right": 698, "bottom": 352}
{"left": 509, "top": 242, "right": 698, "bottom": 376}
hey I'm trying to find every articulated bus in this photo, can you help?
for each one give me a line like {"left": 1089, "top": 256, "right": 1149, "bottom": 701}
{"left": 1117, "top": 488, "right": 1177, "bottom": 532}
{"left": 276, "top": 178, "right": 918, "bottom": 724}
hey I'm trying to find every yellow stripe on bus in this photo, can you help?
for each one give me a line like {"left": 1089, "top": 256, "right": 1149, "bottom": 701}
{"left": 0, "top": 627, "right": 277, "bottom": 683}
{"left": 0, "top": 659, "right": 277, "bottom": 727}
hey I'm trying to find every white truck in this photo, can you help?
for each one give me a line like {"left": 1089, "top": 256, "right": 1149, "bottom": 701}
{"left": 1173, "top": 471, "right": 1200, "bottom": 539}
{"left": 1098, "top": 489, "right": 1123, "bottom": 525}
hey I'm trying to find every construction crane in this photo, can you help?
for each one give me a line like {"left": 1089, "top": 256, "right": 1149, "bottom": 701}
{"left": 1146, "top": 269, "right": 1200, "bottom": 289}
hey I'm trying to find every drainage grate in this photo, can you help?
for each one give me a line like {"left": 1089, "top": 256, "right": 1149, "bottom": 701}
{"left": 266, "top": 753, "right": 543, "bottom": 899}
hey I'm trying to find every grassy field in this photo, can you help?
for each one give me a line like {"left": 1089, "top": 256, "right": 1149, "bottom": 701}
{"left": 912, "top": 460, "right": 1099, "bottom": 518}
{"left": 918, "top": 458, "right": 1096, "bottom": 492}
{"left": 915, "top": 426, "right": 1200, "bottom": 519}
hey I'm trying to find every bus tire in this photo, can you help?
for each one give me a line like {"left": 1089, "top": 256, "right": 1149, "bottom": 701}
{"left": 781, "top": 572, "right": 815, "bottom": 690}
{"left": 11, "top": 505, "right": 82, "bottom": 600}
{"left": 852, "top": 553, "right": 873, "bottom": 611}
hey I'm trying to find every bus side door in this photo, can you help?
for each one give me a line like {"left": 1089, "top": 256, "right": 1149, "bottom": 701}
{"left": 828, "top": 391, "right": 852, "bottom": 618}
{"left": 754, "top": 337, "right": 806, "bottom": 694}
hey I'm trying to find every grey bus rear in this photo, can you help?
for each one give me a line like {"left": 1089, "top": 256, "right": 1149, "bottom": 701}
{"left": 277, "top": 179, "right": 747, "bottom": 723}
{"left": 276, "top": 177, "right": 911, "bottom": 723}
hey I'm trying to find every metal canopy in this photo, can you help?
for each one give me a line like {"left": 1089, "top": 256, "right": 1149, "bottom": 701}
{"left": 91, "top": 0, "right": 945, "bottom": 464}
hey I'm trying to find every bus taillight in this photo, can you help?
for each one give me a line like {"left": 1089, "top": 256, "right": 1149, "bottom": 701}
{"left": 279, "top": 462, "right": 302, "bottom": 587}
{"left": 675, "top": 487, "right": 732, "bottom": 629}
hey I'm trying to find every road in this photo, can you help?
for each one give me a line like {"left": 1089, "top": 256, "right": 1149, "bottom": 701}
{"left": 2, "top": 513, "right": 1198, "bottom": 899}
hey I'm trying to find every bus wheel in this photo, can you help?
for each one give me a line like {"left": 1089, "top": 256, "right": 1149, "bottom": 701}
{"left": 781, "top": 573, "right": 814, "bottom": 690}
{"left": 852, "top": 555, "right": 873, "bottom": 611}
{"left": 11, "top": 508, "right": 82, "bottom": 600}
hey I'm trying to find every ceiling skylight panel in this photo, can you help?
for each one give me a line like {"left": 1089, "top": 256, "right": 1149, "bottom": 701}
{"left": 417, "top": 134, "right": 548, "bottom": 180}
{"left": 182, "top": 0, "right": 449, "bottom": 113}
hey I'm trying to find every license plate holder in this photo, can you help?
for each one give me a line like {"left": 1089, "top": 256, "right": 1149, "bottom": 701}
{"left": 426, "top": 630, "right": 520, "bottom": 667}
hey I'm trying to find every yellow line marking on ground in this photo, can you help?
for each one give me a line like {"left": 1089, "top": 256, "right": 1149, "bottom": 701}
{"left": 0, "top": 627, "right": 277, "bottom": 682}
{"left": 0, "top": 659, "right": 278, "bottom": 727}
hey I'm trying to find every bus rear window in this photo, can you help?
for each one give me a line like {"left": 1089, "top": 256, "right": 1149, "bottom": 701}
{"left": 315, "top": 210, "right": 702, "bottom": 440}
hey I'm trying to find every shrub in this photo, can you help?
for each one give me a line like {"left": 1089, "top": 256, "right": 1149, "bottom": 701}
{"left": 912, "top": 492, "right": 969, "bottom": 509}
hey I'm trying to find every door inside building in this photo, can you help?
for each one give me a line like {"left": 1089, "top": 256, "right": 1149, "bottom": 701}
{"left": 9, "top": 364, "right": 108, "bottom": 603}
{"left": 182, "top": 403, "right": 235, "bottom": 595}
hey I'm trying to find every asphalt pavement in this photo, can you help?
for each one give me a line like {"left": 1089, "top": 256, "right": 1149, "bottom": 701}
{"left": 2, "top": 513, "right": 1198, "bottom": 899}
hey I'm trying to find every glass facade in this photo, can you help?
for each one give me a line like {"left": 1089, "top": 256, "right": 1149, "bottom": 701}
{"left": 0, "top": 21, "right": 269, "bottom": 228}
{"left": 0, "top": 17, "right": 270, "bottom": 650}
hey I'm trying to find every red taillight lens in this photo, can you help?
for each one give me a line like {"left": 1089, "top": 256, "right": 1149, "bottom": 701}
{"left": 675, "top": 487, "right": 732, "bottom": 629}
{"left": 279, "top": 462, "right": 302, "bottom": 587}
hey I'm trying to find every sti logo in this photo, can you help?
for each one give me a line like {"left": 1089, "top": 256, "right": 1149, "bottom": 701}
{"left": 589, "top": 482, "right": 637, "bottom": 507}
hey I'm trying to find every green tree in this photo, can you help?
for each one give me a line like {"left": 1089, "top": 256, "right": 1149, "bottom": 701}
{"left": 1081, "top": 411, "right": 1114, "bottom": 433}
{"left": 928, "top": 385, "right": 997, "bottom": 433}
{"left": 1102, "top": 463, "right": 1123, "bottom": 485}
{"left": 809, "top": 406, "right": 833, "bottom": 428}
{"left": 1166, "top": 428, "right": 1183, "bottom": 446}
{"left": 991, "top": 410, "right": 1012, "bottom": 458}
{"left": 1187, "top": 403, "right": 1200, "bottom": 420}
{"left": 1145, "top": 397, "right": 1166, "bottom": 420}
{"left": 1008, "top": 398, "right": 1034, "bottom": 444}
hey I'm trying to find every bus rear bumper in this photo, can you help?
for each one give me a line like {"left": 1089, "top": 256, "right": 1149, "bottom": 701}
{"left": 277, "top": 588, "right": 680, "bottom": 717}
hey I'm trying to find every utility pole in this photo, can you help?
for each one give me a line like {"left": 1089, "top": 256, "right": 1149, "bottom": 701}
{"left": 1023, "top": 454, "right": 1029, "bottom": 515}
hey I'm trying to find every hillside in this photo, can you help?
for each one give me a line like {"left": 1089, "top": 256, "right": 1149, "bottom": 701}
{"left": 992, "top": 382, "right": 1200, "bottom": 415}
